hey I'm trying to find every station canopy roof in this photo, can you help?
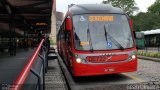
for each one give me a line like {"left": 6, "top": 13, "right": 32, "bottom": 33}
{"left": 0, "top": 0, "right": 54, "bottom": 37}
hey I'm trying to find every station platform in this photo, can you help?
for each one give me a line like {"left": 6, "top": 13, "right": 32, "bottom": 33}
{"left": 0, "top": 47, "right": 67, "bottom": 90}
{"left": 0, "top": 49, "right": 35, "bottom": 84}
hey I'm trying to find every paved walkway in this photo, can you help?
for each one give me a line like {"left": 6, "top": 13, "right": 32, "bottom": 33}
{"left": 45, "top": 58, "right": 67, "bottom": 90}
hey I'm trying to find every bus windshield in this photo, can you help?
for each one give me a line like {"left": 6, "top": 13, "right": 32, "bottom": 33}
{"left": 73, "top": 14, "right": 134, "bottom": 51}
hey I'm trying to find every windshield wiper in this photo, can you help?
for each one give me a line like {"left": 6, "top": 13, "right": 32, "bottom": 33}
{"left": 104, "top": 25, "right": 124, "bottom": 50}
{"left": 103, "top": 25, "right": 108, "bottom": 46}
{"left": 87, "top": 24, "right": 93, "bottom": 52}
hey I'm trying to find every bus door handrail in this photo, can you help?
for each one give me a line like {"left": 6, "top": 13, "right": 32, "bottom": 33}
{"left": 11, "top": 39, "right": 46, "bottom": 90}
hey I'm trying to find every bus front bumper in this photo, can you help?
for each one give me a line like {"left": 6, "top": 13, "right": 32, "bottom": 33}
{"left": 72, "top": 59, "right": 137, "bottom": 76}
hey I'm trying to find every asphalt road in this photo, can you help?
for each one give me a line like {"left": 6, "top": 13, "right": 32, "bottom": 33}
{"left": 135, "top": 59, "right": 160, "bottom": 82}
{"left": 58, "top": 55, "right": 160, "bottom": 90}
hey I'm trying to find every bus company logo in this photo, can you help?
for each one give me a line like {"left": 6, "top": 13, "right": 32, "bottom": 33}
{"left": 98, "top": 53, "right": 115, "bottom": 62}
{"left": 105, "top": 56, "right": 112, "bottom": 62}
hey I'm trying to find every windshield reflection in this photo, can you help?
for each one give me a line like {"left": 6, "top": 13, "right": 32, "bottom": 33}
{"left": 73, "top": 14, "right": 134, "bottom": 51}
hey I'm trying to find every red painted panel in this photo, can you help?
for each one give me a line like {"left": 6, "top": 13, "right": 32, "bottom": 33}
{"left": 86, "top": 54, "right": 128, "bottom": 63}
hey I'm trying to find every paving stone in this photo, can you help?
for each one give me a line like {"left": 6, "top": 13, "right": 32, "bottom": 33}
{"left": 45, "top": 59, "right": 67, "bottom": 90}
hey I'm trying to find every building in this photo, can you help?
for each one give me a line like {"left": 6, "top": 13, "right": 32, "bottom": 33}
{"left": 56, "top": 11, "right": 64, "bottom": 32}
{"left": 50, "top": 0, "right": 57, "bottom": 44}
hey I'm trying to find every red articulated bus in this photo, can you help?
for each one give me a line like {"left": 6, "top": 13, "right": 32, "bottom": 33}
{"left": 57, "top": 4, "right": 137, "bottom": 76}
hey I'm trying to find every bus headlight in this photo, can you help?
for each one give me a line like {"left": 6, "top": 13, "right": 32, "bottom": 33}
{"left": 131, "top": 55, "right": 136, "bottom": 60}
{"left": 128, "top": 51, "right": 136, "bottom": 61}
{"left": 76, "top": 58, "right": 82, "bottom": 63}
{"left": 76, "top": 58, "right": 86, "bottom": 63}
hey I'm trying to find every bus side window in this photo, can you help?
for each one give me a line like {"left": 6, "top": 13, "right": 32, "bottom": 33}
{"left": 59, "top": 29, "right": 62, "bottom": 40}
{"left": 66, "top": 32, "right": 71, "bottom": 45}
{"left": 60, "top": 23, "right": 65, "bottom": 40}
{"left": 63, "top": 19, "right": 71, "bottom": 45}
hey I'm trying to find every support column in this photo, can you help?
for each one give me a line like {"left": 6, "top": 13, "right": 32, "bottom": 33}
{"left": 23, "top": 31, "right": 28, "bottom": 50}
{"left": 9, "top": 14, "right": 16, "bottom": 56}
{"left": 50, "top": 12, "right": 56, "bottom": 44}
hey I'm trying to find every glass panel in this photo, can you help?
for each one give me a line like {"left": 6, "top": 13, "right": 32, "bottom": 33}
{"left": 73, "top": 14, "right": 134, "bottom": 51}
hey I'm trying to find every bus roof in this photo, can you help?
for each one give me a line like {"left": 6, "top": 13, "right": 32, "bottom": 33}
{"left": 68, "top": 4, "right": 125, "bottom": 15}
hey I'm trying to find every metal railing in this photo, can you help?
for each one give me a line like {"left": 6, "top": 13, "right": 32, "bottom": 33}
{"left": 137, "top": 42, "right": 160, "bottom": 53}
{"left": 11, "top": 39, "right": 48, "bottom": 90}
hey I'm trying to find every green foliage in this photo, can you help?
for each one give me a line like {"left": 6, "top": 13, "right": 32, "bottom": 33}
{"left": 102, "top": 0, "right": 160, "bottom": 31}
{"left": 148, "top": 0, "right": 160, "bottom": 15}
{"left": 102, "top": 0, "right": 139, "bottom": 16}
{"left": 131, "top": 12, "right": 160, "bottom": 31}
{"left": 131, "top": 0, "right": 160, "bottom": 31}
{"left": 137, "top": 51, "right": 160, "bottom": 58}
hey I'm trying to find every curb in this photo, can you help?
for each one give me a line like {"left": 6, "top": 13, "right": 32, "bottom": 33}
{"left": 138, "top": 56, "right": 160, "bottom": 62}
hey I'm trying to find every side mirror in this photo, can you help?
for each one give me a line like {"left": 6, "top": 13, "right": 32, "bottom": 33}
{"left": 65, "top": 16, "right": 72, "bottom": 31}
{"left": 133, "top": 31, "right": 136, "bottom": 38}
{"left": 135, "top": 32, "right": 144, "bottom": 39}
{"left": 129, "top": 19, "right": 136, "bottom": 38}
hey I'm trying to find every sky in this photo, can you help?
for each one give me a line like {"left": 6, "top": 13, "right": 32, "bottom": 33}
{"left": 56, "top": 0, "right": 156, "bottom": 15}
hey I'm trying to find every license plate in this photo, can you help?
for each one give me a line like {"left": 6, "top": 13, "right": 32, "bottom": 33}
{"left": 104, "top": 67, "right": 115, "bottom": 72}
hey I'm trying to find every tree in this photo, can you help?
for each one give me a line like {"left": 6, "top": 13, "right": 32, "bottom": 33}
{"left": 102, "top": 0, "right": 139, "bottom": 16}
{"left": 148, "top": 0, "right": 160, "bottom": 15}
{"left": 132, "top": 12, "right": 160, "bottom": 31}
{"left": 131, "top": 0, "right": 160, "bottom": 31}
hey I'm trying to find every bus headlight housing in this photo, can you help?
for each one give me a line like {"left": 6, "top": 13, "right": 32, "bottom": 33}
{"left": 76, "top": 58, "right": 86, "bottom": 63}
{"left": 129, "top": 54, "right": 136, "bottom": 61}
{"left": 128, "top": 51, "right": 136, "bottom": 61}
{"left": 76, "top": 58, "right": 82, "bottom": 63}
{"left": 131, "top": 55, "right": 136, "bottom": 60}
